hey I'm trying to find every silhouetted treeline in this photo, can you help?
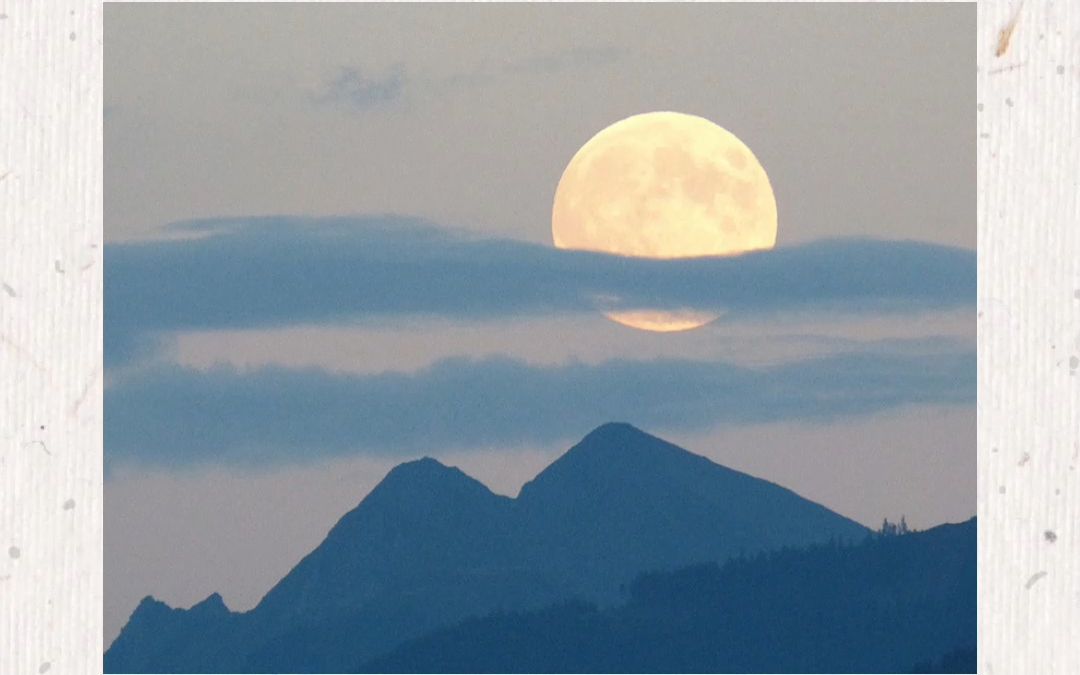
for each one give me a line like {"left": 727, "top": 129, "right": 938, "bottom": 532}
{"left": 878, "top": 516, "right": 912, "bottom": 537}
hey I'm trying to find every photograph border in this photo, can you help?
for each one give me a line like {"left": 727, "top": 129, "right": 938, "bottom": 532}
{"left": 3, "top": 1, "right": 1077, "bottom": 673}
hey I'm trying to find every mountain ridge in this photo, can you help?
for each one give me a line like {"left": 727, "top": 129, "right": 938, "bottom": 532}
{"left": 106, "top": 423, "right": 876, "bottom": 673}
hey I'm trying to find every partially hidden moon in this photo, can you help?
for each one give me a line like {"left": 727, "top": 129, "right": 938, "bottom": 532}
{"left": 552, "top": 111, "right": 778, "bottom": 332}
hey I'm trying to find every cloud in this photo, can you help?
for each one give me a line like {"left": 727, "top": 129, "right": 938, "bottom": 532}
{"left": 431, "top": 46, "right": 622, "bottom": 92}
{"left": 503, "top": 46, "right": 622, "bottom": 75}
{"left": 105, "top": 348, "right": 974, "bottom": 470}
{"left": 313, "top": 65, "right": 405, "bottom": 110}
{"left": 105, "top": 215, "right": 974, "bottom": 366}
{"left": 312, "top": 46, "right": 619, "bottom": 110}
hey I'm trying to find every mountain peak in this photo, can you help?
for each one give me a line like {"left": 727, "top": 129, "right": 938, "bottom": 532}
{"left": 130, "top": 595, "right": 170, "bottom": 619}
{"left": 342, "top": 455, "right": 502, "bottom": 520}
{"left": 579, "top": 422, "right": 656, "bottom": 448}
{"left": 583, "top": 421, "right": 644, "bottom": 440}
{"left": 373, "top": 456, "right": 479, "bottom": 492}
{"left": 517, "top": 422, "right": 705, "bottom": 504}
{"left": 386, "top": 455, "right": 449, "bottom": 476}
{"left": 189, "top": 592, "right": 229, "bottom": 615}
{"left": 557, "top": 422, "right": 691, "bottom": 468}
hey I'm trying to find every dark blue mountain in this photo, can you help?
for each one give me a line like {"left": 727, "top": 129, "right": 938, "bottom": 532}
{"left": 105, "top": 423, "right": 871, "bottom": 673}
{"left": 363, "top": 518, "right": 976, "bottom": 674}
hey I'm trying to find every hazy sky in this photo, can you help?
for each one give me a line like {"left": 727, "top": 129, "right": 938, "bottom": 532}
{"left": 104, "top": 3, "right": 974, "bottom": 647}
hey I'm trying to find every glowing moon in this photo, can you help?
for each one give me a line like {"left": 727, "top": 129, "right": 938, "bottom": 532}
{"left": 551, "top": 111, "right": 777, "bottom": 331}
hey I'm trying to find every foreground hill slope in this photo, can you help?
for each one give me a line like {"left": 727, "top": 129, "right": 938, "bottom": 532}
{"left": 364, "top": 518, "right": 976, "bottom": 674}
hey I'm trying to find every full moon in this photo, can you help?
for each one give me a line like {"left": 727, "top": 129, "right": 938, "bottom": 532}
{"left": 551, "top": 111, "right": 778, "bottom": 331}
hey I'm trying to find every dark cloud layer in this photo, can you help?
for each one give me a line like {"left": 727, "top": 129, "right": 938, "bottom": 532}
{"left": 105, "top": 349, "right": 974, "bottom": 470}
{"left": 105, "top": 216, "right": 974, "bottom": 366}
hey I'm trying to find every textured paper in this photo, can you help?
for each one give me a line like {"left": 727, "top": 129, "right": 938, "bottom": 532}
{"left": 1, "top": 0, "right": 103, "bottom": 673}
{"left": 977, "top": 1, "right": 1080, "bottom": 673}
{"left": 0, "top": 1, "right": 1075, "bottom": 674}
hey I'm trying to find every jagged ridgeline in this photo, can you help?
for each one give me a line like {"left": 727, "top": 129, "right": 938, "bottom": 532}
{"left": 106, "top": 424, "right": 973, "bottom": 674}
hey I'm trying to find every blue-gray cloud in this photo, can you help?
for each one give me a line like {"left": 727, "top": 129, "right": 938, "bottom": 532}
{"left": 503, "top": 46, "right": 622, "bottom": 75}
{"left": 314, "top": 46, "right": 619, "bottom": 110}
{"left": 313, "top": 65, "right": 405, "bottom": 110}
{"left": 105, "top": 215, "right": 974, "bottom": 366}
{"left": 427, "top": 46, "right": 622, "bottom": 92}
{"left": 105, "top": 349, "right": 974, "bottom": 471}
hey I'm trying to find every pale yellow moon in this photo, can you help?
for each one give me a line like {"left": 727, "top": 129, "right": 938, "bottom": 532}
{"left": 551, "top": 111, "right": 778, "bottom": 331}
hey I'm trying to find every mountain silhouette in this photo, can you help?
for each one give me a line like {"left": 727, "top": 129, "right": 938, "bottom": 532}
{"left": 517, "top": 423, "right": 871, "bottom": 599}
{"left": 363, "top": 518, "right": 976, "bottom": 674}
{"left": 106, "top": 423, "right": 872, "bottom": 673}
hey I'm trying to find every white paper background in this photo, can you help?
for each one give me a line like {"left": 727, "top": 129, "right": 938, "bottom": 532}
{"left": 1, "top": 0, "right": 103, "bottom": 673}
{"left": 977, "top": 1, "right": 1080, "bottom": 673}
{"left": 1, "top": 1, "right": 1076, "bottom": 674}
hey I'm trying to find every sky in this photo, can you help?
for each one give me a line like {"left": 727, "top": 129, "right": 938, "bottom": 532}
{"left": 104, "top": 2, "right": 974, "bottom": 647}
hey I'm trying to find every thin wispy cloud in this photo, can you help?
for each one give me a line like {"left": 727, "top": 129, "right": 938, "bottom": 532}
{"left": 312, "top": 45, "right": 619, "bottom": 112}
{"left": 105, "top": 216, "right": 974, "bottom": 367}
{"left": 105, "top": 348, "right": 974, "bottom": 470}
{"left": 506, "top": 45, "right": 622, "bottom": 74}
{"left": 423, "top": 45, "right": 623, "bottom": 94}
{"left": 313, "top": 65, "right": 406, "bottom": 110}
